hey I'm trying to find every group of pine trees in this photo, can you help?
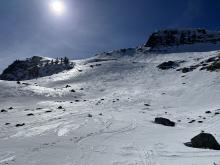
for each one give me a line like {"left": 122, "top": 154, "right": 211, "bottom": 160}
{"left": 46, "top": 57, "right": 70, "bottom": 66}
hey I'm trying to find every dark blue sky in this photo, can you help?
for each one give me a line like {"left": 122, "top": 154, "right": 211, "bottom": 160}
{"left": 0, "top": 0, "right": 220, "bottom": 70}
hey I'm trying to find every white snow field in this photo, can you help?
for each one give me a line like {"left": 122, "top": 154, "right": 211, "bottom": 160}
{"left": 0, "top": 48, "right": 220, "bottom": 165}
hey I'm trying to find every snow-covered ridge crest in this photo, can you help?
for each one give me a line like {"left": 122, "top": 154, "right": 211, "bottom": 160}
{"left": 0, "top": 56, "right": 74, "bottom": 81}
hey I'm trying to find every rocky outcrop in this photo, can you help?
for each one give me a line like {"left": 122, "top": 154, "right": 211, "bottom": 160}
{"left": 157, "top": 61, "right": 180, "bottom": 70}
{"left": 145, "top": 28, "right": 220, "bottom": 48}
{"left": 0, "top": 56, "right": 74, "bottom": 81}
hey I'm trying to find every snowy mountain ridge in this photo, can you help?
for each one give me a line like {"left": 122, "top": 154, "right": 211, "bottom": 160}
{"left": 0, "top": 29, "right": 220, "bottom": 165}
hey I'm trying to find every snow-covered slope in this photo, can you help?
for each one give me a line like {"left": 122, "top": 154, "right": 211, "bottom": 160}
{"left": 0, "top": 45, "right": 220, "bottom": 165}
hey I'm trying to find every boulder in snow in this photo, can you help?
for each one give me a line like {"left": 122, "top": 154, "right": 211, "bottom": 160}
{"left": 154, "top": 117, "right": 175, "bottom": 127}
{"left": 157, "top": 61, "right": 179, "bottom": 70}
{"left": 185, "top": 133, "right": 220, "bottom": 150}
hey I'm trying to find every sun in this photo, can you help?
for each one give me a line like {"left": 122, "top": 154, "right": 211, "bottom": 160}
{"left": 50, "top": 0, "right": 66, "bottom": 15}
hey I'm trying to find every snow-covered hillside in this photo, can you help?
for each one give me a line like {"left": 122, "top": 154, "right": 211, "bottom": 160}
{"left": 0, "top": 28, "right": 220, "bottom": 165}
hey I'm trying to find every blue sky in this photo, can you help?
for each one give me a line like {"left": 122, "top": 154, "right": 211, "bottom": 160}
{"left": 0, "top": 0, "right": 220, "bottom": 70}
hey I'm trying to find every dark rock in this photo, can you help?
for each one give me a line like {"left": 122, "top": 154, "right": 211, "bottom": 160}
{"left": 205, "top": 111, "right": 212, "bottom": 114}
{"left": 65, "top": 85, "right": 71, "bottom": 88}
{"left": 181, "top": 67, "right": 194, "bottom": 73}
{"left": 15, "top": 123, "right": 25, "bottom": 127}
{"left": 5, "top": 123, "right": 10, "bottom": 125}
{"left": 154, "top": 117, "right": 175, "bottom": 127}
{"left": 188, "top": 120, "right": 196, "bottom": 123}
{"left": 215, "top": 112, "right": 220, "bottom": 115}
{"left": 184, "top": 133, "right": 220, "bottom": 150}
{"left": 198, "top": 121, "right": 203, "bottom": 123}
{"left": 70, "top": 89, "right": 76, "bottom": 92}
{"left": 8, "top": 107, "right": 13, "bottom": 110}
{"left": 27, "top": 113, "right": 34, "bottom": 116}
{"left": 88, "top": 114, "right": 93, "bottom": 118}
{"left": 144, "top": 104, "right": 150, "bottom": 106}
{"left": 17, "top": 81, "right": 21, "bottom": 84}
{"left": 45, "top": 110, "right": 52, "bottom": 113}
{"left": 157, "top": 61, "right": 179, "bottom": 70}
{"left": 58, "top": 106, "right": 63, "bottom": 109}
{"left": 203, "top": 62, "right": 220, "bottom": 71}
{"left": 1, "top": 109, "right": 7, "bottom": 113}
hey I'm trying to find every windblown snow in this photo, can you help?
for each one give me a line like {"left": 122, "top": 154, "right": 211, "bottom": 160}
{"left": 0, "top": 47, "right": 220, "bottom": 165}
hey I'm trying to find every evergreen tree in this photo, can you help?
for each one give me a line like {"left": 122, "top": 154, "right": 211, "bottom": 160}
{"left": 55, "top": 58, "right": 59, "bottom": 64}
{"left": 64, "top": 57, "right": 69, "bottom": 65}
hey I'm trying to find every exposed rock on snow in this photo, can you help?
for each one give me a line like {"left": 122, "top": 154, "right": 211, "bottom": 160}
{"left": 185, "top": 133, "right": 220, "bottom": 150}
{"left": 0, "top": 56, "right": 74, "bottom": 81}
{"left": 154, "top": 117, "right": 175, "bottom": 127}
{"left": 145, "top": 28, "right": 220, "bottom": 48}
{"left": 157, "top": 61, "right": 180, "bottom": 70}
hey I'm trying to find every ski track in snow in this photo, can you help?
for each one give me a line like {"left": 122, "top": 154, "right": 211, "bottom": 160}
{"left": 0, "top": 50, "right": 220, "bottom": 165}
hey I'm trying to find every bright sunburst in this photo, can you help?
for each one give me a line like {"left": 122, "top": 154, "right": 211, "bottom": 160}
{"left": 50, "top": 0, "right": 66, "bottom": 15}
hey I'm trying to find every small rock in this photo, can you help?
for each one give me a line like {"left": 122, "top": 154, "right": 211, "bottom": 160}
{"left": 88, "top": 114, "right": 93, "bottom": 118}
{"left": 70, "top": 89, "right": 76, "bottom": 92}
{"left": 144, "top": 104, "right": 150, "bottom": 106}
{"left": 15, "top": 123, "right": 25, "bottom": 127}
{"left": 1, "top": 109, "right": 7, "bottom": 113}
{"left": 8, "top": 107, "right": 13, "bottom": 110}
{"left": 215, "top": 112, "right": 220, "bottom": 115}
{"left": 66, "top": 85, "right": 71, "bottom": 88}
{"left": 198, "top": 121, "right": 203, "bottom": 123}
{"left": 188, "top": 120, "right": 196, "bottom": 123}
{"left": 154, "top": 117, "right": 175, "bottom": 127}
{"left": 205, "top": 111, "right": 212, "bottom": 114}
{"left": 27, "top": 113, "right": 34, "bottom": 116}
{"left": 58, "top": 106, "right": 63, "bottom": 109}
{"left": 45, "top": 110, "right": 52, "bottom": 113}
{"left": 5, "top": 123, "right": 10, "bottom": 125}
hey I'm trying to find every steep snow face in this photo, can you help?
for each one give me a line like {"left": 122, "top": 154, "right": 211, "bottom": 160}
{"left": 0, "top": 56, "right": 74, "bottom": 81}
{"left": 145, "top": 28, "right": 220, "bottom": 52}
{"left": 0, "top": 50, "right": 220, "bottom": 165}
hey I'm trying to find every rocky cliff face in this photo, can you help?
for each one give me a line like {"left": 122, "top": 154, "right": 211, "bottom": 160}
{"left": 0, "top": 56, "right": 74, "bottom": 81}
{"left": 145, "top": 28, "right": 220, "bottom": 48}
